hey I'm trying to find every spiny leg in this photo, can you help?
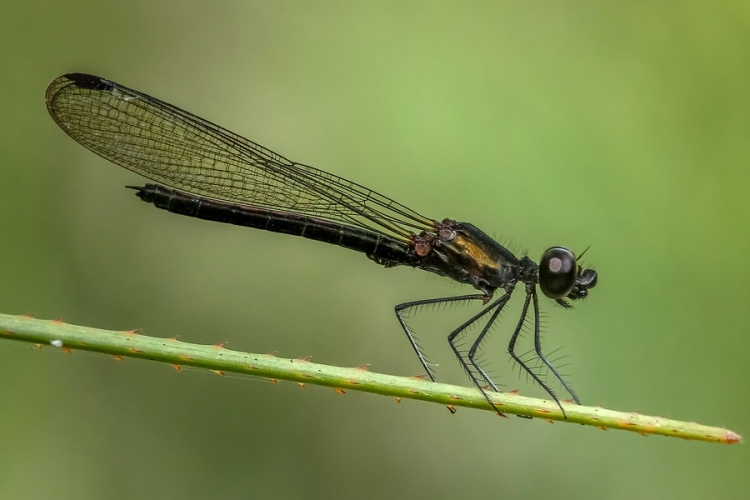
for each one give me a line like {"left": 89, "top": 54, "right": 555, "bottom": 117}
{"left": 446, "top": 295, "right": 511, "bottom": 416}
{"left": 467, "top": 294, "right": 513, "bottom": 391}
{"left": 507, "top": 288, "right": 568, "bottom": 418}
{"left": 395, "top": 294, "right": 488, "bottom": 382}
{"left": 395, "top": 294, "right": 489, "bottom": 414}
{"left": 531, "top": 291, "right": 581, "bottom": 405}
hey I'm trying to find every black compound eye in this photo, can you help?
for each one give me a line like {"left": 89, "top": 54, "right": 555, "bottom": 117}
{"left": 539, "top": 247, "right": 577, "bottom": 299}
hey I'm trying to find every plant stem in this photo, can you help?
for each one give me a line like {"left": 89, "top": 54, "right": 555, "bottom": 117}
{"left": 0, "top": 313, "right": 740, "bottom": 444}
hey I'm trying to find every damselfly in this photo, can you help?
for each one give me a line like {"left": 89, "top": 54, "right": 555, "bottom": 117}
{"left": 46, "top": 73, "right": 598, "bottom": 417}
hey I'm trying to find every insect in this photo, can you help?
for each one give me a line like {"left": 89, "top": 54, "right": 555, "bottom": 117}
{"left": 46, "top": 73, "right": 598, "bottom": 416}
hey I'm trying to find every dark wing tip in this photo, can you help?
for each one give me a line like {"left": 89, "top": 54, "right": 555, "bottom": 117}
{"left": 45, "top": 73, "right": 115, "bottom": 122}
{"left": 62, "top": 73, "right": 104, "bottom": 87}
{"left": 46, "top": 73, "right": 110, "bottom": 102}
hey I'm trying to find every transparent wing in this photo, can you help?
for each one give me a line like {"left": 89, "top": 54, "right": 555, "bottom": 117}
{"left": 45, "top": 73, "right": 436, "bottom": 241}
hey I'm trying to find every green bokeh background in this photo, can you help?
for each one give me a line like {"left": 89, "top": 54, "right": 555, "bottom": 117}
{"left": 1, "top": 1, "right": 748, "bottom": 499}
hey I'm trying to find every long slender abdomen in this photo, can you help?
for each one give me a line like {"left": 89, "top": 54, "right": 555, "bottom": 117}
{"left": 132, "top": 184, "right": 414, "bottom": 265}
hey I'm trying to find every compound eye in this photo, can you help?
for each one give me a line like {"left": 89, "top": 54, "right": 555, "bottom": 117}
{"left": 539, "top": 247, "right": 577, "bottom": 299}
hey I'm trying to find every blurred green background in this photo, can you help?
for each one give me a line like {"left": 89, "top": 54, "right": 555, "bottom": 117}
{"left": 1, "top": 1, "right": 748, "bottom": 499}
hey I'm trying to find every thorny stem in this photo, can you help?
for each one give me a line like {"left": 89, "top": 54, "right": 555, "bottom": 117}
{"left": 0, "top": 313, "right": 741, "bottom": 444}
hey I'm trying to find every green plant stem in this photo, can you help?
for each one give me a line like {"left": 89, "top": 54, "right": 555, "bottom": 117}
{"left": 0, "top": 313, "right": 740, "bottom": 444}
